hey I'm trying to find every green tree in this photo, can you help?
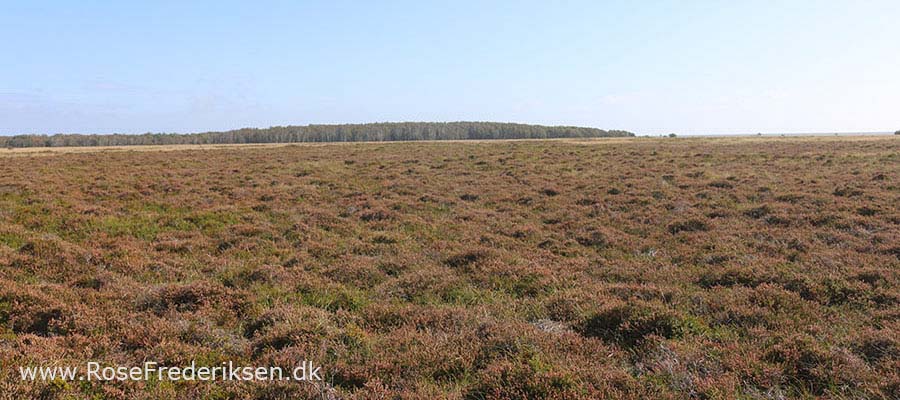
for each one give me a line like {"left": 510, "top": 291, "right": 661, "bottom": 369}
{"left": 0, "top": 122, "right": 635, "bottom": 148}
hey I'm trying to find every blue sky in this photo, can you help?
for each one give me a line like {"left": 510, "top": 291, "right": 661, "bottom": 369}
{"left": 2, "top": 1, "right": 898, "bottom": 135}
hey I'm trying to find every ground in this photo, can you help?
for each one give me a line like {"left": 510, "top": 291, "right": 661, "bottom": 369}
{"left": 0, "top": 136, "right": 897, "bottom": 399}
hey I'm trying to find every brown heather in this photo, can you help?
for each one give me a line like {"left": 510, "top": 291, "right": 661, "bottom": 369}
{"left": 0, "top": 136, "right": 898, "bottom": 399}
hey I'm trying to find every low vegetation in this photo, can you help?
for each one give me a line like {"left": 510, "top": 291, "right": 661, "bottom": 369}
{"left": 0, "top": 136, "right": 897, "bottom": 398}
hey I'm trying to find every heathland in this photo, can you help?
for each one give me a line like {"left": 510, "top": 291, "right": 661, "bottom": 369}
{"left": 0, "top": 136, "right": 897, "bottom": 399}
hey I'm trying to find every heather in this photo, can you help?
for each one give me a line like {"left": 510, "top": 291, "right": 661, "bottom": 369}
{"left": 0, "top": 136, "right": 897, "bottom": 399}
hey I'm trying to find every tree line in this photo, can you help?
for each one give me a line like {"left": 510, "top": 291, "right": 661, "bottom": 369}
{"left": 0, "top": 122, "right": 633, "bottom": 148}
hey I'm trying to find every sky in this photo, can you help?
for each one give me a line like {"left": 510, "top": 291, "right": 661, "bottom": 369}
{"left": 1, "top": 1, "right": 899, "bottom": 136}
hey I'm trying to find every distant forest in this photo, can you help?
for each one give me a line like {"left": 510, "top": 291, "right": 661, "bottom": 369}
{"left": 0, "top": 122, "right": 633, "bottom": 148}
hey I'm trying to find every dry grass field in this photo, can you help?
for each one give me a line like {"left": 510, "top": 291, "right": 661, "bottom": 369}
{"left": 0, "top": 136, "right": 898, "bottom": 399}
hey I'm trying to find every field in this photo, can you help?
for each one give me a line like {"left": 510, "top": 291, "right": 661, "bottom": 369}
{"left": 0, "top": 136, "right": 897, "bottom": 399}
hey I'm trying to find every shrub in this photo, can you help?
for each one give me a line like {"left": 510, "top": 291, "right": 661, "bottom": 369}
{"left": 460, "top": 193, "right": 479, "bottom": 201}
{"left": 575, "top": 228, "right": 608, "bottom": 248}
{"left": 743, "top": 205, "right": 771, "bottom": 219}
{"left": 578, "top": 302, "right": 686, "bottom": 347}
{"left": 765, "top": 334, "right": 877, "bottom": 396}
{"left": 540, "top": 187, "right": 559, "bottom": 196}
{"left": 857, "top": 206, "right": 877, "bottom": 216}
{"left": 697, "top": 267, "right": 770, "bottom": 289}
{"left": 465, "top": 360, "right": 581, "bottom": 400}
{"left": 0, "top": 285, "right": 73, "bottom": 336}
{"left": 543, "top": 295, "right": 584, "bottom": 322}
{"left": 138, "top": 283, "right": 215, "bottom": 313}
{"left": 702, "top": 284, "right": 810, "bottom": 329}
{"left": 358, "top": 207, "right": 393, "bottom": 222}
{"left": 667, "top": 219, "right": 709, "bottom": 234}
{"left": 137, "top": 282, "right": 248, "bottom": 316}
{"left": 445, "top": 250, "right": 489, "bottom": 269}
{"left": 832, "top": 186, "right": 862, "bottom": 197}
{"left": 251, "top": 317, "right": 335, "bottom": 356}
{"left": 853, "top": 329, "right": 899, "bottom": 363}
{"left": 707, "top": 181, "right": 733, "bottom": 189}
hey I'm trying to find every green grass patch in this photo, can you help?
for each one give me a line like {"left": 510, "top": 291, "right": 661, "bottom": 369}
{"left": 299, "top": 286, "right": 369, "bottom": 312}
{"left": 93, "top": 215, "right": 160, "bottom": 241}
{"left": 0, "top": 232, "right": 25, "bottom": 250}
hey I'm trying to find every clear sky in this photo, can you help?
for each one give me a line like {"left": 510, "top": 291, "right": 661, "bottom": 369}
{"left": 2, "top": 1, "right": 898, "bottom": 135}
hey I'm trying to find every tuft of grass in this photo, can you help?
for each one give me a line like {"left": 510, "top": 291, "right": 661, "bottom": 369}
{"left": 299, "top": 286, "right": 369, "bottom": 312}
